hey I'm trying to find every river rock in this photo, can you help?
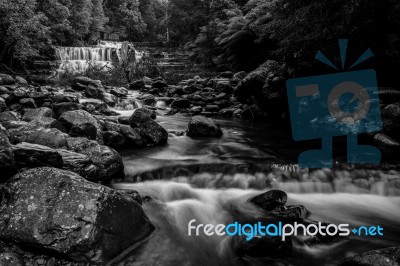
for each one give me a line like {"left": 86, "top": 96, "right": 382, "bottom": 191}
{"left": 129, "top": 108, "right": 168, "bottom": 145}
{"left": 110, "top": 87, "right": 128, "bottom": 97}
{"left": 58, "top": 149, "right": 99, "bottom": 180}
{"left": 234, "top": 233, "right": 292, "bottom": 258}
{"left": 104, "top": 121, "right": 145, "bottom": 148}
{"left": 340, "top": 247, "right": 400, "bottom": 266}
{"left": 72, "top": 76, "right": 102, "bottom": 90}
{"left": 59, "top": 110, "right": 103, "bottom": 143}
{"left": 0, "top": 111, "right": 19, "bottom": 123}
{"left": 0, "top": 74, "right": 15, "bottom": 85}
{"left": 22, "top": 107, "right": 55, "bottom": 122}
{"left": 250, "top": 190, "right": 287, "bottom": 211}
{"left": 66, "top": 137, "right": 124, "bottom": 180}
{"left": 130, "top": 79, "right": 145, "bottom": 90}
{"left": 171, "top": 98, "right": 190, "bottom": 109}
{"left": 270, "top": 205, "right": 310, "bottom": 220}
{"left": 0, "top": 167, "right": 154, "bottom": 264}
{"left": 19, "top": 98, "right": 37, "bottom": 109}
{"left": 23, "top": 128, "right": 68, "bottom": 149}
{"left": 103, "top": 131, "right": 127, "bottom": 148}
{"left": 69, "top": 122, "right": 98, "bottom": 140}
{"left": 53, "top": 102, "right": 81, "bottom": 117}
{"left": 138, "top": 93, "right": 156, "bottom": 106}
{"left": 12, "top": 142, "right": 63, "bottom": 168}
{"left": 187, "top": 115, "right": 223, "bottom": 137}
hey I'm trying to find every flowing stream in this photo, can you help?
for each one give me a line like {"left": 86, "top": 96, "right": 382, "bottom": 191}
{"left": 109, "top": 113, "right": 400, "bottom": 266}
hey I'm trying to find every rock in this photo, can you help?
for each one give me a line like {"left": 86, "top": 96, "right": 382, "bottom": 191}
{"left": 118, "top": 116, "right": 130, "bottom": 125}
{"left": 234, "top": 233, "right": 292, "bottom": 258}
{"left": 0, "top": 98, "right": 6, "bottom": 112}
{"left": 374, "top": 133, "right": 400, "bottom": 147}
{"left": 0, "top": 121, "right": 27, "bottom": 130}
{"left": 382, "top": 104, "right": 400, "bottom": 137}
{"left": 340, "top": 247, "right": 400, "bottom": 266}
{"left": 0, "top": 251, "right": 24, "bottom": 266}
{"left": 152, "top": 79, "right": 168, "bottom": 89}
{"left": 22, "top": 107, "right": 55, "bottom": 122}
{"left": 51, "top": 93, "right": 79, "bottom": 103}
{"left": 19, "top": 98, "right": 37, "bottom": 109}
{"left": 129, "top": 108, "right": 168, "bottom": 145}
{"left": 0, "top": 74, "right": 15, "bottom": 85}
{"left": 67, "top": 137, "right": 124, "bottom": 180}
{"left": 59, "top": 110, "right": 103, "bottom": 143}
{"left": 250, "top": 190, "right": 287, "bottom": 211}
{"left": 270, "top": 205, "right": 310, "bottom": 220}
{"left": 0, "top": 86, "right": 9, "bottom": 94}
{"left": 0, "top": 128, "right": 16, "bottom": 181}
{"left": 104, "top": 122, "right": 145, "bottom": 148}
{"left": 53, "top": 102, "right": 81, "bottom": 117}
{"left": 85, "top": 85, "right": 104, "bottom": 99}
{"left": 103, "top": 92, "right": 118, "bottom": 107}
{"left": 28, "top": 117, "right": 66, "bottom": 132}
{"left": 219, "top": 71, "right": 234, "bottom": 79}
{"left": 23, "top": 128, "right": 68, "bottom": 149}
{"left": 189, "top": 106, "right": 203, "bottom": 114}
{"left": 187, "top": 116, "right": 223, "bottom": 137}
{"left": 205, "top": 104, "right": 221, "bottom": 112}
{"left": 138, "top": 93, "right": 156, "bottom": 106}
{"left": 231, "top": 71, "right": 247, "bottom": 84}
{"left": 103, "top": 131, "right": 126, "bottom": 148}
{"left": 0, "top": 167, "right": 154, "bottom": 264}
{"left": 215, "top": 80, "right": 234, "bottom": 93}
{"left": 58, "top": 149, "right": 99, "bottom": 180}
{"left": 15, "top": 76, "right": 28, "bottom": 85}
{"left": 110, "top": 87, "right": 128, "bottom": 97}
{"left": 12, "top": 142, "right": 63, "bottom": 169}
{"left": 69, "top": 122, "right": 97, "bottom": 140}
{"left": 130, "top": 79, "right": 145, "bottom": 90}
{"left": 171, "top": 98, "right": 191, "bottom": 109}
{"left": 72, "top": 76, "right": 102, "bottom": 89}
{"left": 0, "top": 111, "right": 19, "bottom": 123}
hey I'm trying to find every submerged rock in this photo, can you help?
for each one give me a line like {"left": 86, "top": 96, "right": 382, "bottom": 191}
{"left": 0, "top": 167, "right": 154, "bottom": 264}
{"left": 250, "top": 190, "right": 287, "bottom": 211}
{"left": 187, "top": 115, "right": 223, "bottom": 137}
{"left": 340, "top": 247, "right": 400, "bottom": 266}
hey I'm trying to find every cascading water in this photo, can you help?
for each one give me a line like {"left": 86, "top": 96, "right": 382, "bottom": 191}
{"left": 55, "top": 46, "right": 116, "bottom": 72}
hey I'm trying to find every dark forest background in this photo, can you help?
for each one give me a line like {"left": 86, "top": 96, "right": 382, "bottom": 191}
{"left": 1, "top": 0, "right": 400, "bottom": 87}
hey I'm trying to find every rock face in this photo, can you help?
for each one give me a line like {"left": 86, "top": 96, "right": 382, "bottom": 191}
{"left": 0, "top": 168, "right": 154, "bottom": 264}
{"left": 340, "top": 247, "right": 400, "bottom": 266}
{"left": 250, "top": 190, "right": 287, "bottom": 211}
{"left": 187, "top": 116, "right": 223, "bottom": 137}
{"left": 129, "top": 108, "right": 168, "bottom": 145}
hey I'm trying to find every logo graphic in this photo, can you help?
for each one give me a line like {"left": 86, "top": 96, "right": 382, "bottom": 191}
{"left": 286, "top": 39, "right": 382, "bottom": 168}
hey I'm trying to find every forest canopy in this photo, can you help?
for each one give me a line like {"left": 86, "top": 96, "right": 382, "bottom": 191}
{"left": 1, "top": 0, "right": 400, "bottom": 87}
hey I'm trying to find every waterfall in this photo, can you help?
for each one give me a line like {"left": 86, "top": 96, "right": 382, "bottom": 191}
{"left": 55, "top": 43, "right": 124, "bottom": 73}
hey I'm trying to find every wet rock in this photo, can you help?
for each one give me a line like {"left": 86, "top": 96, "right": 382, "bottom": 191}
{"left": 129, "top": 108, "right": 168, "bottom": 145}
{"left": 85, "top": 85, "right": 104, "bottom": 99}
{"left": 234, "top": 233, "right": 292, "bottom": 258}
{"left": 130, "top": 79, "right": 146, "bottom": 90}
{"left": 0, "top": 74, "right": 15, "bottom": 85}
{"left": 0, "top": 111, "right": 19, "bottom": 123}
{"left": 23, "top": 128, "right": 68, "bottom": 149}
{"left": 28, "top": 117, "right": 66, "bottom": 132}
{"left": 72, "top": 76, "right": 102, "bottom": 90}
{"left": 118, "top": 116, "right": 130, "bottom": 125}
{"left": 118, "top": 190, "right": 143, "bottom": 205}
{"left": 250, "top": 190, "right": 287, "bottom": 211}
{"left": 110, "top": 87, "right": 128, "bottom": 97}
{"left": 171, "top": 98, "right": 190, "bottom": 109}
{"left": 59, "top": 110, "right": 103, "bottom": 143}
{"left": 58, "top": 149, "right": 99, "bottom": 180}
{"left": 53, "top": 102, "right": 81, "bottom": 117}
{"left": 104, "top": 121, "right": 145, "bottom": 148}
{"left": 22, "top": 107, "right": 55, "bottom": 122}
{"left": 19, "top": 98, "right": 37, "bottom": 109}
{"left": 103, "top": 130, "right": 127, "bottom": 148}
{"left": 152, "top": 79, "right": 168, "bottom": 89}
{"left": 103, "top": 92, "right": 118, "bottom": 107}
{"left": 0, "top": 98, "right": 6, "bottom": 112}
{"left": 67, "top": 137, "right": 124, "bottom": 180}
{"left": 187, "top": 115, "right": 223, "bottom": 137}
{"left": 340, "top": 247, "right": 400, "bottom": 266}
{"left": 270, "top": 205, "right": 310, "bottom": 220}
{"left": 12, "top": 142, "right": 63, "bottom": 168}
{"left": 0, "top": 128, "right": 16, "bottom": 181}
{"left": 69, "top": 122, "right": 97, "bottom": 140}
{"left": 138, "top": 93, "right": 156, "bottom": 106}
{"left": 51, "top": 93, "right": 79, "bottom": 103}
{"left": 0, "top": 167, "right": 154, "bottom": 264}
{"left": 189, "top": 106, "right": 203, "bottom": 115}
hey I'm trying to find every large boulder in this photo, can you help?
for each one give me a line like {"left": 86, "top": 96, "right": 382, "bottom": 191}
{"left": 129, "top": 108, "right": 168, "bottom": 145}
{"left": 340, "top": 247, "right": 400, "bottom": 266}
{"left": 250, "top": 190, "right": 287, "bottom": 211}
{"left": 22, "top": 107, "right": 55, "bottom": 122}
{"left": 59, "top": 110, "right": 103, "bottom": 143}
{"left": 66, "top": 137, "right": 124, "bottom": 180}
{"left": 53, "top": 102, "right": 81, "bottom": 117}
{"left": 0, "top": 168, "right": 154, "bottom": 264}
{"left": 187, "top": 116, "right": 223, "bottom": 137}
{"left": 22, "top": 128, "right": 68, "bottom": 149}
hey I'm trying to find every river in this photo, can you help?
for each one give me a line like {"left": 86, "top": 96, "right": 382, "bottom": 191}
{"left": 107, "top": 113, "right": 400, "bottom": 266}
